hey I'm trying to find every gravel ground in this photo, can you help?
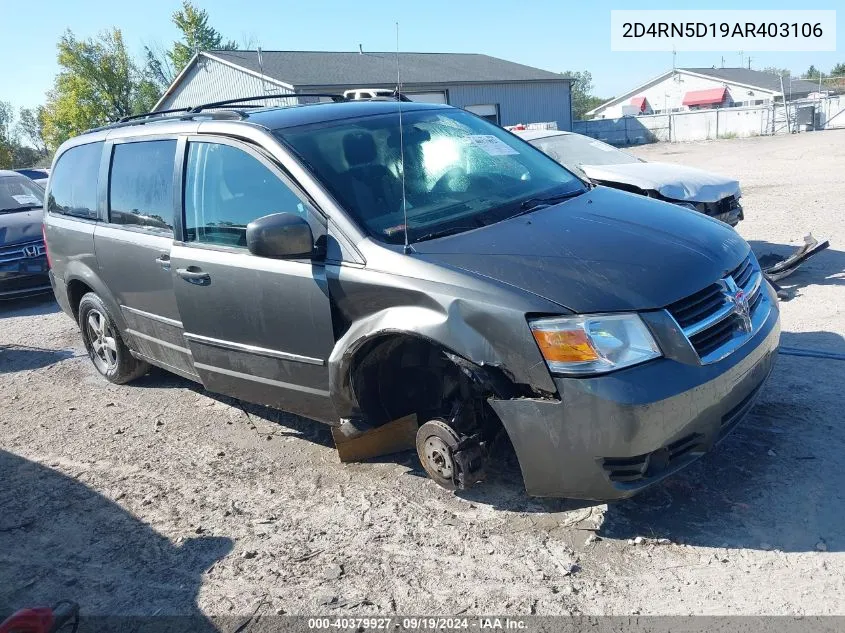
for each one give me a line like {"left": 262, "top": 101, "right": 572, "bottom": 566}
{"left": 2, "top": 130, "right": 844, "bottom": 619}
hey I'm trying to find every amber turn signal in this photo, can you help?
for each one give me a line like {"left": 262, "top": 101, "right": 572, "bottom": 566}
{"left": 531, "top": 328, "right": 600, "bottom": 364}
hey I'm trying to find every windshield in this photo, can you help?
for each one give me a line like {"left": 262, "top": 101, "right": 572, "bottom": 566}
{"left": 0, "top": 174, "right": 44, "bottom": 213}
{"left": 528, "top": 134, "right": 641, "bottom": 177}
{"left": 278, "top": 108, "right": 585, "bottom": 244}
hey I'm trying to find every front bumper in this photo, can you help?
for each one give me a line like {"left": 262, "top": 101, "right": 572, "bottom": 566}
{"left": 712, "top": 201, "right": 743, "bottom": 227}
{"left": 489, "top": 292, "right": 780, "bottom": 500}
{"left": 0, "top": 256, "right": 51, "bottom": 300}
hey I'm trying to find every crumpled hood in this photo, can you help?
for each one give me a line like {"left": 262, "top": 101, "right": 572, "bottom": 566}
{"left": 582, "top": 162, "right": 741, "bottom": 203}
{"left": 0, "top": 208, "right": 44, "bottom": 246}
{"left": 412, "top": 187, "right": 749, "bottom": 313}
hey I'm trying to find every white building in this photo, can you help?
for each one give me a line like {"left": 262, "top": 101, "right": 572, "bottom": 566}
{"left": 587, "top": 68, "right": 820, "bottom": 119}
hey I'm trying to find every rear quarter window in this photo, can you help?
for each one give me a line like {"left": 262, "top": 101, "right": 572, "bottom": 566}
{"left": 48, "top": 142, "right": 104, "bottom": 219}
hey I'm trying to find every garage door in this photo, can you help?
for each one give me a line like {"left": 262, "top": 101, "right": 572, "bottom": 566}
{"left": 464, "top": 104, "right": 499, "bottom": 124}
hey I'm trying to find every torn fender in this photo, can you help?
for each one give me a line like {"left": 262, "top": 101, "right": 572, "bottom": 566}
{"left": 325, "top": 261, "right": 562, "bottom": 423}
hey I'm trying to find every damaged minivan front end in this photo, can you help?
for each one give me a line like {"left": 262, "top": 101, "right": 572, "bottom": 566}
{"left": 399, "top": 187, "right": 778, "bottom": 499}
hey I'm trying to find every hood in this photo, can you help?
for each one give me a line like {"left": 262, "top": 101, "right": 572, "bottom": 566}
{"left": 411, "top": 187, "right": 749, "bottom": 313}
{"left": 0, "top": 208, "right": 44, "bottom": 247}
{"left": 582, "top": 162, "right": 741, "bottom": 203}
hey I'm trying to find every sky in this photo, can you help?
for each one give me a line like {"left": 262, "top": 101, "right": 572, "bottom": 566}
{"left": 0, "top": 0, "right": 842, "bottom": 114}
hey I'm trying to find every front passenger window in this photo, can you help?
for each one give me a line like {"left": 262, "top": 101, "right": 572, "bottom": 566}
{"left": 184, "top": 141, "right": 308, "bottom": 247}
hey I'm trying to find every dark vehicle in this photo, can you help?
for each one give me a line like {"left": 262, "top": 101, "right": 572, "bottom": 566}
{"left": 14, "top": 168, "right": 50, "bottom": 187}
{"left": 43, "top": 99, "right": 780, "bottom": 500}
{"left": 0, "top": 170, "right": 50, "bottom": 299}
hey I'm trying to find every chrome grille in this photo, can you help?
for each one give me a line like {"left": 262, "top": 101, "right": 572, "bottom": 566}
{"left": 0, "top": 239, "right": 46, "bottom": 264}
{"left": 667, "top": 254, "right": 767, "bottom": 363}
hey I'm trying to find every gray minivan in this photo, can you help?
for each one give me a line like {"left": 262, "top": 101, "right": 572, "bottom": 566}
{"left": 43, "top": 99, "right": 780, "bottom": 500}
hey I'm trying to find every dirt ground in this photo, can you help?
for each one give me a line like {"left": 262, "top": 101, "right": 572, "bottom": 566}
{"left": 2, "top": 130, "right": 844, "bottom": 619}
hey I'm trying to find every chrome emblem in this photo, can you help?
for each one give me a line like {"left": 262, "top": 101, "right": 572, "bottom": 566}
{"left": 23, "top": 245, "right": 40, "bottom": 258}
{"left": 720, "top": 276, "right": 752, "bottom": 333}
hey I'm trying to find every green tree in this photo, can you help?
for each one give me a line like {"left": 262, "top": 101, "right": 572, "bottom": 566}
{"left": 145, "top": 1, "right": 237, "bottom": 90}
{"left": 563, "top": 70, "right": 611, "bottom": 120}
{"left": 803, "top": 65, "right": 822, "bottom": 79}
{"left": 762, "top": 66, "right": 790, "bottom": 77}
{"left": 0, "top": 101, "right": 15, "bottom": 168}
{"left": 41, "top": 29, "right": 158, "bottom": 151}
{"left": 17, "top": 106, "right": 49, "bottom": 158}
{"left": 831, "top": 63, "right": 845, "bottom": 77}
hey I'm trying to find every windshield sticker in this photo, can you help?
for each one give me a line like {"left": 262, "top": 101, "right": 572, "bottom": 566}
{"left": 12, "top": 194, "right": 41, "bottom": 205}
{"left": 589, "top": 141, "right": 616, "bottom": 152}
{"left": 465, "top": 135, "right": 519, "bottom": 156}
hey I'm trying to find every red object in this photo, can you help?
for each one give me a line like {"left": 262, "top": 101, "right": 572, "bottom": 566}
{"left": 682, "top": 87, "right": 727, "bottom": 107}
{"left": 0, "top": 607, "right": 55, "bottom": 633}
{"left": 630, "top": 96, "right": 647, "bottom": 112}
{"left": 41, "top": 223, "right": 52, "bottom": 269}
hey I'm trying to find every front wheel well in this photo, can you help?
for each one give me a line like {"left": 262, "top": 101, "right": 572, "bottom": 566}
{"left": 348, "top": 334, "right": 516, "bottom": 443}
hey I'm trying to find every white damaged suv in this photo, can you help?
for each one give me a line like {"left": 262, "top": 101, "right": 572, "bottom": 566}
{"left": 513, "top": 129, "right": 744, "bottom": 226}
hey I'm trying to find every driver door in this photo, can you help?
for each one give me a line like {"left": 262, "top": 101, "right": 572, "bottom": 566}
{"left": 170, "top": 137, "right": 337, "bottom": 424}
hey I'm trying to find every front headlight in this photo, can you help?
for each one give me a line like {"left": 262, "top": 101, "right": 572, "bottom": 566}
{"left": 529, "top": 313, "right": 661, "bottom": 376}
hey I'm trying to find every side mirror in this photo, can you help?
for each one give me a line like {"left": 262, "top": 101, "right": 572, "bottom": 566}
{"left": 246, "top": 212, "right": 314, "bottom": 259}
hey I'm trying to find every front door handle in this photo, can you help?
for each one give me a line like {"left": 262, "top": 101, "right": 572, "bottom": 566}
{"left": 176, "top": 267, "right": 211, "bottom": 285}
{"left": 155, "top": 254, "right": 171, "bottom": 270}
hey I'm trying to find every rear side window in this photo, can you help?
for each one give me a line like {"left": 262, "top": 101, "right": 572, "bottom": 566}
{"left": 109, "top": 140, "right": 176, "bottom": 233}
{"left": 184, "top": 141, "right": 307, "bottom": 247}
{"left": 48, "top": 142, "right": 103, "bottom": 219}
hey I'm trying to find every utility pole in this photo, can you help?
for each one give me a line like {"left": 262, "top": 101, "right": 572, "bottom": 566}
{"left": 780, "top": 73, "right": 791, "bottom": 133}
{"left": 738, "top": 50, "right": 744, "bottom": 68}
{"left": 747, "top": 57, "right": 752, "bottom": 69}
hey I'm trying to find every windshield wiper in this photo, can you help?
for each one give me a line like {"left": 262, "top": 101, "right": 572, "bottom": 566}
{"left": 0, "top": 205, "right": 42, "bottom": 213}
{"left": 414, "top": 225, "right": 479, "bottom": 243}
{"left": 519, "top": 188, "right": 586, "bottom": 213}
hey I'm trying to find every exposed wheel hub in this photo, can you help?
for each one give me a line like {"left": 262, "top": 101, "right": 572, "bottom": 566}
{"left": 415, "top": 418, "right": 487, "bottom": 491}
{"left": 423, "top": 436, "right": 455, "bottom": 479}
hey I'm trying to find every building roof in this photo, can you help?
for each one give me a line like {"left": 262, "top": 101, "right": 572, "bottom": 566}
{"left": 586, "top": 67, "right": 820, "bottom": 116}
{"left": 205, "top": 50, "right": 568, "bottom": 87}
{"left": 682, "top": 67, "right": 819, "bottom": 94}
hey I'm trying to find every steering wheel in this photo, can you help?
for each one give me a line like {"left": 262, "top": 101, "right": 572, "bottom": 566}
{"left": 431, "top": 167, "right": 470, "bottom": 194}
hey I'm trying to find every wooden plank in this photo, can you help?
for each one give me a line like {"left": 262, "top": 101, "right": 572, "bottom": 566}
{"left": 331, "top": 415, "right": 418, "bottom": 463}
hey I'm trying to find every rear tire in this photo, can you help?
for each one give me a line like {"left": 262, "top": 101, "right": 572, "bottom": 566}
{"left": 78, "top": 292, "right": 148, "bottom": 384}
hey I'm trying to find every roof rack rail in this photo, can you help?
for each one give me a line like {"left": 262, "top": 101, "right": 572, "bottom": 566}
{"left": 187, "top": 93, "right": 347, "bottom": 112}
{"left": 84, "top": 92, "right": 349, "bottom": 134}
{"left": 84, "top": 109, "right": 248, "bottom": 134}
{"left": 117, "top": 107, "right": 192, "bottom": 123}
